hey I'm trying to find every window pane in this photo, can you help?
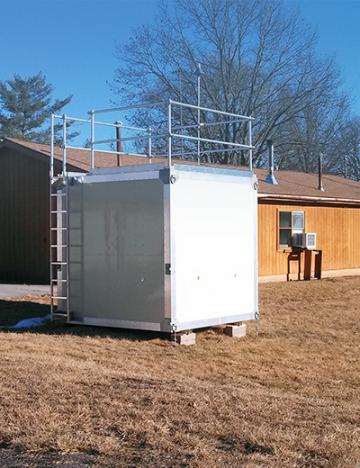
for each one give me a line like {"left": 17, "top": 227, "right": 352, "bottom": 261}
{"left": 279, "top": 211, "right": 291, "bottom": 228}
{"left": 280, "top": 229, "right": 291, "bottom": 246}
{"left": 292, "top": 211, "right": 304, "bottom": 230}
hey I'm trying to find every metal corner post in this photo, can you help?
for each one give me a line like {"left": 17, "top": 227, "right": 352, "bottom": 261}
{"left": 168, "top": 100, "right": 172, "bottom": 167}
{"left": 248, "top": 119, "right": 253, "bottom": 172}
{"left": 50, "top": 114, "right": 54, "bottom": 179}
{"left": 90, "top": 110, "right": 95, "bottom": 169}
{"left": 62, "top": 114, "right": 67, "bottom": 175}
{"left": 197, "top": 63, "right": 202, "bottom": 166}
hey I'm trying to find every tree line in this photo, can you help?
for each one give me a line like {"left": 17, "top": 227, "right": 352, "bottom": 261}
{"left": 1, "top": 0, "right": 359, "bottom": 180}
{"left": 112, "top": 0, "right": 360, "bottom": 180}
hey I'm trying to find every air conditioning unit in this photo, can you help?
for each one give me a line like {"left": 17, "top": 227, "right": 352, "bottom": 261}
{"left": 292, "top": 233, "right": 317, "bottom": 250}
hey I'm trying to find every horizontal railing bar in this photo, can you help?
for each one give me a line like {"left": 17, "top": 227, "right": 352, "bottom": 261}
{"left": 171, "top": 132, "right": 254, "bottom": 150}
{"left": 172, "top": 119, "right": 246, "bottom": 132}
{"left": 91, "top": 120, "right": 149, "bottom": 132}
{"left": 89, "top": 101, "right": 164, "bottom": 115}
{"left": 53, "top": 114, "right": 90, "bottom": 124}
{"left": 93, "top": 132, "right": 168, "bottom": 146}
{"left": 171, "top": 147, "right": 244, "bottom": 157}
{"left": 63, "top": 147, "right": 153, "bottom": 158}
{"left": 65, "top": 145, "right": 91, "bottom": 152}
{"left": 169, "top": 100, "right": 254, "bottom": 121}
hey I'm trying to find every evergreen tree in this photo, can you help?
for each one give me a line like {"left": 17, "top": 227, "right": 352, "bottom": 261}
{"left": 0, "top": 72, "right": 77, "bottom": 143}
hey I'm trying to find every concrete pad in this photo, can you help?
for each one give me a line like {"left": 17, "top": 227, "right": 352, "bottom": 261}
{"left": 175, "top": 332, "right": 196, "bottom": 346}
{"left": 224, "top": 323, "right": 246, "bottom": 338}
{"left": 0, "top": 284, "right": 50, "bottom": 298}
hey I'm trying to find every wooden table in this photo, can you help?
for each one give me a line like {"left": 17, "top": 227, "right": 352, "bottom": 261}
{"left": 287, "top": 248, "right": 322, "bottom": 281}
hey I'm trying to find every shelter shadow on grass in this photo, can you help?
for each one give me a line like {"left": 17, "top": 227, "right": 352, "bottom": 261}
{"left": 0, "top": 299, "right": 163, "bottom": 342}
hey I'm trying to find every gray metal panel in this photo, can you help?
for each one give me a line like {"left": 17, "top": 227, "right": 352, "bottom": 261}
{"left": 68, "top": 178, "right": 165, "bottom": 326}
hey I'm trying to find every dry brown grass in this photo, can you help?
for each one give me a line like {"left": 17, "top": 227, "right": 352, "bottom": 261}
{"left": 0, "top": 277, "right": 359, "bottom": 467}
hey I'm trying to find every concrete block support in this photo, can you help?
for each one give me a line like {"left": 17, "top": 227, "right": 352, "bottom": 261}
{"left": 224, "top": 323, "right": 246, "bottom": 338}
{"left": 175, "top": 332, "right": 196, "bottom": 346}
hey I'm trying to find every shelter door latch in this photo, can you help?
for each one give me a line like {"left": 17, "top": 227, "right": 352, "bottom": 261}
{"left": 165, "top": 263, "right": 171, "bottom": 275}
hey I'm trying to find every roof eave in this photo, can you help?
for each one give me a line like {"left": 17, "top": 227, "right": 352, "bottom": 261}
{"left": 258, "top": 193, "right": 360, "bottom": 206}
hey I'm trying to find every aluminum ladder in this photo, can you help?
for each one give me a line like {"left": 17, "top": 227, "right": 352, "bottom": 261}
{"left": 50, "top": 180, "right": 70, "bottom": 320}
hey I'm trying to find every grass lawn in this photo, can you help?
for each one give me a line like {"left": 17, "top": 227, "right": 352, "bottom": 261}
{"left": 0, "top": 276, "right": 359, "bottom": 467}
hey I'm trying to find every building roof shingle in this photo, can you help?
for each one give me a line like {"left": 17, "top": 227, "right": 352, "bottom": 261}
{"left": 2, "top": 137, "right": 360, "bottom": 203}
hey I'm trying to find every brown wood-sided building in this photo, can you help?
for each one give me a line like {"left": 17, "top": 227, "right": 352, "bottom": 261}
{"left": 1, "top": 137, "right": 360, "bottom": 283}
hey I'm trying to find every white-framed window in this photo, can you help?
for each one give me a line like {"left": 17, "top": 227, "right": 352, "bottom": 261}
{"left": 278, "top": 210, "right": 304, "bottom": 248}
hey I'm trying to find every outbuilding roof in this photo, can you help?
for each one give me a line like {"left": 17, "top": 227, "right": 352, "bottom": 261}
{"left": 2, "top": 136, "right": 360, "bottom": 204}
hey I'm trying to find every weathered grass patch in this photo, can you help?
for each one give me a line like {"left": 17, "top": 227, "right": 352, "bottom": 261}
{"left": 0, "top": 276, "right": 359, "bottom": 467}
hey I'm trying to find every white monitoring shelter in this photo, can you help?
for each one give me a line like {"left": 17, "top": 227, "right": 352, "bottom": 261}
{"left": 50, "top": 98, "right": 259, "bottom": 334}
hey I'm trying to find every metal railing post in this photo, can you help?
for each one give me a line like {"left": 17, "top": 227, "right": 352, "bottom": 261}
{"left": 248, "top": 118, "right": 253, "bottom": 172}
{"left": 148, "top": 127, "right": 152, "bottom": 164}
{"left": 62, "top": 114, "right": 67, "bottom": 175}
{"left": 168, "top": 100, "right": 172, "bottom": 167}
{"left": 50, "top": 114, "right": 54, "bottom": 179}
{"left": 90, "top": 110, "right": 95, "bottom": 169}
{"left": 197, "top": 63, "right": 202, "bottom": 166}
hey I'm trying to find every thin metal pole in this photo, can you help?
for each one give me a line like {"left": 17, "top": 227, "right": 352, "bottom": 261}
{"left": 62, "top": 114, "right": 67, "bottom": 175}
{"left": 197, "top": 63, "right": 201, "bottom": 165}
{"left": 90, "top": 110, "right": 95, "bottom": 169}
{"left": 249, "top": 119, "right": 253, "bottom": 171}
{"left": 50, "top": 114, "right": 54, "bottom": 179}
{"left": 148, "top": 127, "right": 152, "bottom": 164}
{"left": 168, "top": 100, "right": 172, "bottom": 167}
{"left": 179, "top": 70, "right": 184, "bottom": 157}
{"left": 115, "top": 121, "right": 122, "bottom": 167}
{"left": 318, "top": 152, "right": 324, "bottom": 191}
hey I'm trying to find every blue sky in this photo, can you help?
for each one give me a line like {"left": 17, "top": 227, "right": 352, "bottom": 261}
{"left": 0, "top": 0, "right": 359, "bottom": 121}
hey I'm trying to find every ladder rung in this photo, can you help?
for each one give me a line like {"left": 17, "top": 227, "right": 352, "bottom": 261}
{"left": 51, "top": 192, "right": 66, "bottom": 196}
{"left": 51, "top": 279, "right": 68, "bottom": 283}
{"left": 51, "top": 210, "right": 67, "bottom": 214}
{"left": 51, "top": 244, "right": 68, "bottom": 247}
{"left": 51, "top": 262, "right": 67, "bottom": 265}
{"left": 52, "top": 296, "right": 68, "bottom": 300}
{"left": 53, "top": 227, "right": 81, "bottom": 230}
